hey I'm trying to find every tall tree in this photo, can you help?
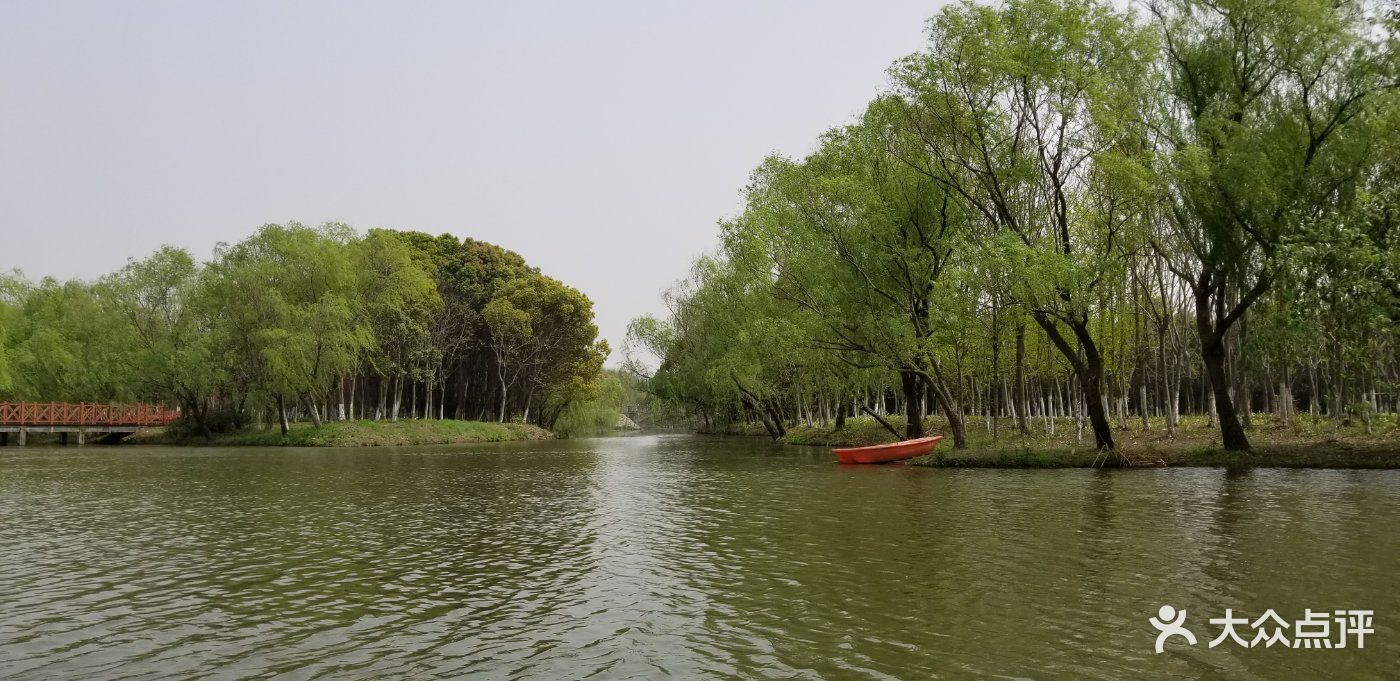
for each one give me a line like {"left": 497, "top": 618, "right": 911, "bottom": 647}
{"left": 1147, "top": 0, "right": 1393, "bottom": 449}
{"left": 484, "top": 274, "right": 607, "bottom": 422}
{"left": 206, "top": 223, "right": 370, "bottom": 434}
{"left": 102, "top": 247, "right": 223, "bottom": 438}
{"left": 892, "top": 0, "right": 1156, "bottom": 454}
{"left": 724, "top": 107, "right": 974, "bottom": 446}
{"left": 359, "top": 230, "right": 442, "bottom": 421}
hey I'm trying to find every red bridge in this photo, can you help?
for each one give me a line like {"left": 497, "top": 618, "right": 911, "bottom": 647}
{"left": 0, "top": 402, "right": 180, "bottom": 445}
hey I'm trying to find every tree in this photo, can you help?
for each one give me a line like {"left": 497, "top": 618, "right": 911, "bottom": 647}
{"left": 891, "top": 0, "right": 1156, "bottom": 455}
{"left": 101, "top": 247, "right": 223, "bottom": 438}
{"left": 358, "top": 230, "right": 442, "bottom": 421}
{"left": 722, "top": 106, "right": 976, "bottom": 445}
{"left": 0, "top": 224, "right": 610, "bottom": 436}
{"left": 484, "top": 274, "right": 607, "bottom": 422}
{"left": 0, "top": 275, "right": 137, "bottom": 402}
{"left": 1147, "top": 0, "right": 1393, "bottom": 450}
{"left": 206, "top": 223, "right": 370, "bottom": 434}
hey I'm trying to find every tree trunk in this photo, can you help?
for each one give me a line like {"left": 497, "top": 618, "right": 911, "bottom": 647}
{"left": 923, "top": 370, "right": 968, "bottom": 449}
{"left": 1138, "top": 382, "right": 1149, "bottom": 431}
{"left": 1117, "top": 381, "right": 1128, "bottom": 430}
{"left": 1015, "top": 325, "right": 1030, "bottom": 435}
{"left": 1238, "top": 315, "right": 1253, "bottom": 430}
{"left": 1167, "top": 357, "right": 1180, "bottom": 434}
{"left": 1207, "top": 380, "right": 1218, "bottom": 427}
{"left": 304, "top": 396, "right": 323, "bottom": 428}
{"left": 901, "top": 369, "right": 925, "bottom": 439}
{"left": 1080, "top": 358, "right": 1117, "bottom": 454}
{"left": 457, "top": 369, "right": 469, "bottom": 420}
{"left": 1156, "top": 325, "right": 1170, "bottom": 428}
{"left": 766, "top": 401, "right": 787, "bottom": 438}
{"left": 277, "top": 394, "right": 290, "bottom": 436}
{"left": 744, "top": 397, "right": 780, "bottom": 439}
{"left": 1032, "top": 314, "right": 1116, "bottom": 452}
{"left": 737, "top": 383, "right": 785, "bottom": 440}
{"left": 183, "top": 396, "right": 214, "bottom": 441}
{"left": 1075, "top": 380, "right": 1085, "bottom": 443}
{"left": 498, "top": 374, "right": 509, "bottom": 423}
{"left": 859, "top": 404, "right": 902, "bottom": 439}
{"left": 1195, "top": 277, "right": 1251, "bottom": 450}
{"left": 1202, "top": 338, "right": 1250, "bottom": 450}
{"left": 1304, "top": 364, "right": 1316, "bottom": 417}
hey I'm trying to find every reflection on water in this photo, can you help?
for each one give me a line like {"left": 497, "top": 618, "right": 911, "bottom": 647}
{"left": 1, "top": 435, "right": 1397, "bottom": 678}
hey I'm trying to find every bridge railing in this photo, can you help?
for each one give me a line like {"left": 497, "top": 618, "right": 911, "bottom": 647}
{"left": 0, "top": 402, "right": 181, "bottom": 427}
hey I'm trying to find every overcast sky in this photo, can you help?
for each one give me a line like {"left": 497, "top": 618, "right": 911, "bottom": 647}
{"left": 0, "top": 1, "right": 943, "bottom": 362}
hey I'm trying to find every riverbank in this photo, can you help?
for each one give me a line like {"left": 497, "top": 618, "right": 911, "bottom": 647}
{"left": 702, "top": 414, "right": 1400, "bottom": 469}
{"left": 127, "top": 419, "right": 553, "bottom": 447}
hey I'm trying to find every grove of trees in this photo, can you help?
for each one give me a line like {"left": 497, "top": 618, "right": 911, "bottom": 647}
{"left": 627, "top": 0, "right": 1399, "bottom": 460}
{"left": 0, "top": 223, "right": 610, "bottom": 437}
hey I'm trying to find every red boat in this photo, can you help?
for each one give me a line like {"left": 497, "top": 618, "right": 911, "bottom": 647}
{"left": 833, "top": 435, "right": 944, "bottom": 464}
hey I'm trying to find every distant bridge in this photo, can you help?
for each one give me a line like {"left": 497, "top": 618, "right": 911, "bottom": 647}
{"left": 0, "top": 402, "right": 180, "bottom": 446}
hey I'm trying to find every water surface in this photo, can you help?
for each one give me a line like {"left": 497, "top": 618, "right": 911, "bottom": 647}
{"left": 2, "top": 435, "right": 1397, "bottom": 678}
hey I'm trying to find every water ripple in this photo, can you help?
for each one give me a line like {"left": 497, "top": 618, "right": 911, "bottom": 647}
{"left": 2, "top": 438, "right": 1398, "bottom": 678}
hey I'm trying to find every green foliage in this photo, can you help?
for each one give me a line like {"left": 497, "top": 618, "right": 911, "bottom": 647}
{"left": 630, "top": 0, "right": 1397, "bottom": 453}
{"left": 133, "top": 418, "right": 550, "bottom": 447}
{"left": 484, "top": 273, "right": 609, "bottom": 423}
{"left": 100, "top": 246, "right": 223, "bottom": 433}
{"left": 550, "top": 371, "right": 626, "bottom": 438}
{"left": 2, "top": 223, "right": 608, "bottom": 437}
{"left": 0, "top": 274, "right": 138, "bottom": 402}
{"left": 204, "top": 223, "right": 371, "bottom": 422}
{"left": 359, "top": 230, "right": 443, "bottom": 386}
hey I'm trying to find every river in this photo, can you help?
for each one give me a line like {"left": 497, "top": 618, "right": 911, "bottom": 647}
{"left": 1, "top": 434, "right": 1396, "bottom": 679}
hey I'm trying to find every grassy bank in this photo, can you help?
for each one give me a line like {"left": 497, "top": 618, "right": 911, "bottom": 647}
{"left": 704, "top": 414, "right": 1400, "bottom": 469}
{"left": 128, "top": 419, "right": 553, "bottom": 447}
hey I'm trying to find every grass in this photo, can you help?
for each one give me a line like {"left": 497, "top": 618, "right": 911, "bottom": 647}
{"left": 128, "top": 419, "right": 553, "bottom": 447}
{"left": 705, "top": 413, "right": 1400, "bottom": 469}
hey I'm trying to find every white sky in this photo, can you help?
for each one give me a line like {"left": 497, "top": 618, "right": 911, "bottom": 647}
{"left": 0, "top": 1, "right": 943, "bottom": 363}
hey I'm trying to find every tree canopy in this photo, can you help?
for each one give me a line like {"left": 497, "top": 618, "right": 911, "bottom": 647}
{"left": 0, "top": 223, "right": 609, "bottom": 437}
{"left": 629, "top": 0, "right": 1397, "bottom": 459}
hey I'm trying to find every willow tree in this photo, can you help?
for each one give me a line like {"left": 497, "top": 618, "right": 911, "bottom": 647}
{"left": 1147, "top": 0, "right": 1393, "bottom": 450}
{"left": 101, "top": 247, "right": 223, "bottom": 438}
{"left": 891, "top": 0, "right": 1156, "bottom": 455}
{"left": 625, "top": 313, "right": 723, "bottom": 427}
{"left": 0, "top": 276, "right": 137, "bottom": 403}
{"left": 626, "top": 270, "right": 754, "bottom": 432}
{"left": 626, "top": 254, "right": 821, "bottom": 439}
{"left": 206, "top": 222, "right": 371, "bottom": 433}
{"left": 359, "top": 230, "right": 442, "bottom": 421}
{"left": 723, "top": 104, "right": 973, "bottom": 446}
